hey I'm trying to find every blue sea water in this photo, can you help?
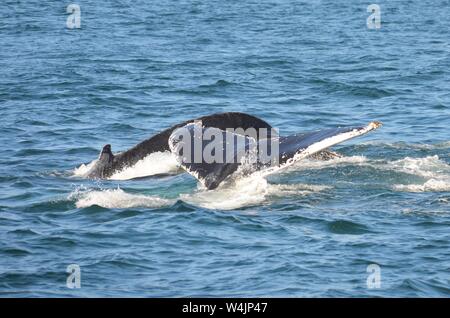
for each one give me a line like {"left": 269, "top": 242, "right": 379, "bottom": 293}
{"left": 1, "top": 0, "right": 450, "bottom": 297}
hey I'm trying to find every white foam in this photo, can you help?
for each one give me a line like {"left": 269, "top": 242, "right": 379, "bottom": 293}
{"left": 286, "top": 155, "right": 368, "bottom": 171}
{"left": 361, "top": 140, "right": 450, "bottom": 150}
{"left": 73, "top": 187, "right": 174, "bottom": 209}
{"left": 393, "top": 179, "right": 450, "bottom": 192}
{"left": 439, "top": 141, "right": 450, "bottom": 148}
{"left": 72, "top": 145, "right": 450, "bottom": 208}
{"left": 72, "top": 152, "right": 180, "bottom": 180}
{"left": 181, "top": 177, "right": 268, "bottom": 210}
{"left": 387, "top": 156, "right": 450, "bottom": 193}
{"left": 438, "top": 197, "right": 449, "bottom": 203}
{"left": 70, "top": 170, "right": 330, "bottom": 210}
{"left": 273, "top": 153, "right": 450, "bottom": 194}
{"left": 181, "top": 172, "right": 331, "bottom": 210}
{"left": 73, "top": 159, "right": 98, "bottom": 177}
{"left": 386, "top": 155, "right": 449, "bottom": 178}
{"left": 108, "top": 152, "right": 180, "bottom": 180}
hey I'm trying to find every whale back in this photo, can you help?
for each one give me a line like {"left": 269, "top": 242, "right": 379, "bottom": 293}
{"left": 85, "top": 112, "right": 273, "bottom": 179}
{"left": 108, "top": 112, "right": 273, "bottom": 177}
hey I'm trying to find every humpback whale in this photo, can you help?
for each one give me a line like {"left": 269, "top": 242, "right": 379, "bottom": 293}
{"left": 83, "top": 112, "right": 379, "bottom": 184}
{"left": 84, "top": 112, "right": 275, "bottom": 179}
{"left": 169, "top": 121, "right": 382, "bottom": 190}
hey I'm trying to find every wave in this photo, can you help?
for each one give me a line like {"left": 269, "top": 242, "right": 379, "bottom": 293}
{"left": 386, "top": 155, "right": 449, "bottom": 179}
{"left": 181, "top": 175, "right": 331, "bottom": 210}
{"left": 285, "top": 155, "right": 368, "bottom": 172}
{"left": 70, "top": 179, "right": 330, "bottom": 211}
{"left": 393, "top": 179, "right": 450, "bottom": 192}
{"left": 72, "top": 187, "right": 174, "bottom": 209}
{"left": 386, "top": 156, "right": 450, "bottom": 192}
{"left": 275, "top": 154, "right": 450, "bottom": 193}
{"left": 358, "top": 140, "right": 450, "bottom": 150}
{"left": 71, "top": 151, "right": 450, "bottom": 210}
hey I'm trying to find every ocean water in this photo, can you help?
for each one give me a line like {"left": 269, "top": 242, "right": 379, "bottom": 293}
{"left": 1, "top": 0, "right": 450, "bottom": 297}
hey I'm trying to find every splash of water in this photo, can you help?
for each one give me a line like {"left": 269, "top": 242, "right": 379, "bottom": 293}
{"left": 181, "top": 175, "right": 331, "bottom": 210}
{"left": 108, "top": 152, "right": 180, "bottom": 180}
{"left": 388, "top": 156, "right": 450, "bottom": 192}
{"left": 73, "top": 151, "right": 180, "bottom": 180}
{"left": 73, "top": 159, "right": 98, "bottom": 177}
{"left": 73, "top": 187, "right": 174, "bottom": 209}
{"left": 71, "top": 149, "right": 450, "bottom": 210}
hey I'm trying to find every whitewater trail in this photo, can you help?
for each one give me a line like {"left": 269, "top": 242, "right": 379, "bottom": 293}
{"left": 181, "top": 176, "right": 331, "bottom": 210}
{"left": 388, "top": 156, "right": 450, "bottom": 192}
{"left": 73, "top": 187, "right": 174, "bottom": 209}
{"left": 281, "top": 154, "right": 450, "bottom": 193}
{"left": 70, "top": 177, "right": 331, "bottom": 211}
{"left": 71, "top": 147, "right": 450, "bottom": 210}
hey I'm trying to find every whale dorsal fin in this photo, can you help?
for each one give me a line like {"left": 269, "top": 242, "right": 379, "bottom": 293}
{"left": 99, "top": 144, "right": 114, "bottom": 163}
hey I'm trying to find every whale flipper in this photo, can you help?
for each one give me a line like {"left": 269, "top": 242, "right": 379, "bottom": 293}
{"left": 169, "top": 122, "right": 382, "bottom": 189}
{"left": 278, "top": 121, "right": 382, "bottom": 164}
